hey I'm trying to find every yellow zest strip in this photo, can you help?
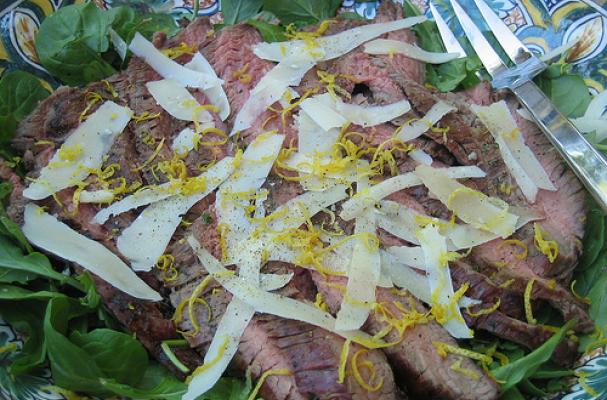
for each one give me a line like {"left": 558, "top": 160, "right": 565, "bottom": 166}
{"left": 524, "top": 278, "right": 537, "bottom": 325}
{"left": 337, "top": 339, "right": 351, "bottom": 384}
{"left": 433, "top": 341, "right": 493, "bottom": 364}
{"left": 101, "top": 79, "right": 119, "bottom": 98}
{"left": 132, "top": 137, "right": 165, "bottom": 172}
{"left": 493, "top": 351, "right": 509, "bottom": 366}
{"left": 160, "top": 42, "right": 197, "bottom": 59}
{"left": 317, "top": 70, "right": 354, "bottom": 99}
{"left": 34, "top": 140, "right": 55, "bottom": 146}
{"left": 450, "top": 360, "right": 480, "bottom": 381}
{"left": 498, "top": 278, "right": 515, "bottom": 289}
{"left": 133, "top": 111, "right": 161, "bottom": 123}
{"left": 156, "top": 254, "right": 180, "bottom": 283}
{"left": 269, "top": 88, "right": 319, "bottom": 127}
{"left": 314, "top": 292, "right": 330, "bottom": 312}
{"left": 79, "top": 91, "right": 104, "bottom": 122}
{"left": 570, "top": 280, "right": 591, "bottom": 304}
{"left": 533, "top": 223, "right": 559, "bottom": 263}
{"left": 184, "top": 275, "right": 215, "bottom": 337}
{"left": 247, "top": 369, "right": 293, "bottom": 400}
{"left": 576, "top": 370, "right": 599, "bottom": 398}
{"left": 217, "top": 223, "right": 230, "bottom": 263}
{"left": 189, "top": 336, "right": 230, "bottom": 379}
{"left": 499, "top": 183, "right": 512, "bottom": 195}
{"left": 498, "top": 239, "right": 528, "bottom": 260}
{"left": 351, "top": 349, "right": 384, "bottom": 392}
{"left": 195, "top": 127, "right": 228, "bottom": 149}
{"left": 466, "top": 298, "right": 501, "bottom": 317}
{"left": 232, "top": 62, "right": 252, "bottom": 83}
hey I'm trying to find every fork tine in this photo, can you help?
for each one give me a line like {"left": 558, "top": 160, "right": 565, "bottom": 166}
{"left": 429, "top": 2, "right": 466, "bottom": 59}
{"left": 451, "top": 0, "right": 507, "bottom": 77}
{"left": 473, "top": 0, "right": 530, "bottom": 63}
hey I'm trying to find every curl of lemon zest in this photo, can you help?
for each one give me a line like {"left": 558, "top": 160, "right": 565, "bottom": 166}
{"left": 337, "top": 339, "right": 351, "bottom": 384}
{"left": 132, "top": 137, "right": 165, "bottom": 172}
{"left": 261, "top": 113, "right": 278, "bottom": 129}
{"left": 369, "top": 137, "right": 415, "bottom": 176}
{"left": 247, "top": 369, "right": 293, "bottom": 400}
{"left": 101, "top": 79, "right": 118, "bottom": 98}
{"left": 142, "top": 131, "right": 157, "bottom": 146}
{"left": 232, "top": 62, "right": 252, "bottom": 83}
{"left": 433, "top": 341, "right": 493, "bottom": 364}
{"left": 79, "top": 91, "right": 104, "bottom": 122}
{"left": 160, "top": 42, "right": 197, "bottom": 59}
{"left": 438, "top": 251, "right": 465, "bottom": 267}
{"left": 70, "top": 186, "right": 84, "bottom": 217}
{"left": 576, "top": 370, "right": 599, "bottom": 398}
{"left": 133, "top": 111, "right": 161, "bottom": 123}
{"left": 34, "top": 140, "right": 55, "bottom": 146}
{"left": 570, "top": 280, "right": 591, "bottom": 304}
{"left": 183, "top": 275, "right": 216, "bottom": 337}
{"left": 374, "top": 299, "right": 430, "bottom": 339}
{"left": 450, "top": 359, "right": 480, "bottom": 380}
{"left": 218, "top": 223, "right": 230, "bottom": 263}
{"left": 533, "top": 223, "right": 559, "bottom": 263}
{"left": 466, "top": 298, "right": 501, "bottom": 317}
{"left": 189, "top": 335, "right": 230, "bottom": 379}
{"left": 499, "top": 183, "right": 512, "bottom": 195}
{"left": 524, "top": 278, "right": 537, "bottom": 325}
{"left": 194, "top": 127, "right": 228, "bottom": 150}
{"left": 498, "top": 239, "right": 528, "bottom": 260}
{"left": 269, "top": 88, "right": 319, "bottom": 127}
{"left": 352, "top": 349, "right": 383, "bottom": 392}
{"left": 317, "top": 69, "right": 353, "bottom": 99}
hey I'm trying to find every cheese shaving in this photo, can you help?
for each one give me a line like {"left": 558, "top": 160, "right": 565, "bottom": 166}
{"left": 146, "top": 79, "right": 213, "bottom": 122}
{"left": 396, "top": 101, "right": 456, "bottom": 141}
{"left": 184, "top": 52, "right": 230, "bottom": 120}
{"left": 524, "top": 278, "right": 537, "bottom": 325}
{"left": 364, "top": 39, "right": 460, "bottom": 64}
{"left": 129, "top": 33, "right": 220, "bottom": 89}
{"left": 22, "top": 204, "right": 161, "bottom": 301}
{"left": 334, "top": 98, "right": 411, "bottom": 128}
{"left": 23, "top": 101, "right": 132, "bottom": 200}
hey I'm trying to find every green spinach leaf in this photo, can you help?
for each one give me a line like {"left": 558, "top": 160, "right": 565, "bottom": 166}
{"left": 246, "top": 19, "right": 287, "bottom": 42}
{"left": 263, "top": 0, "right": 342, "bottom": 25}
{"left": 36, "top": 3, "right": 116, "bottom": 86}
{"left": 223, "top": 0, "right": 264, "bottom": 25}
{"left": 99, "top": 364, "right": 187, "bottom": 400}
{"left": 109, "top": 6, "right": 179, "bottom": 46}
{"left": 0, "top": 71, "right": 50, "bottom": 145}
{"left": 535, "top": 65, "right": 592, "bottom": 118}
{"left": 70, "top": 329, "right": 148, "bottom": 387}
{"left": 491, "top": 320, "right": 574, "bottom": 391}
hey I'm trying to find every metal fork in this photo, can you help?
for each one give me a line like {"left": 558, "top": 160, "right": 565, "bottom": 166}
{"left": 430, "top": 0, "right": 607, "bottom": 213}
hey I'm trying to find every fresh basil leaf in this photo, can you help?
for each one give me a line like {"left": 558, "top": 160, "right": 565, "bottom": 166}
{"left": 99, "top": 364, "right": 187, "bottom": 400}
{"left": 491, "top": 320, "right": 574, "bottom": 391}
{"left": 0, "top": 183, "right": 32, "bottom": 253}
{"left": 246, "top": 19, "right": 287, "bottom": 42}
{"left": 77, "top": 272, "right": 101, "bottom": 309}
{"left": 548, "top": 74, "right": 591, "bottom": 118}
{"left": 262, "top": 0, "right": 342, "bottom": 25}
{"left": 0, "top": 284, "right": 65, "bottom": 301}
{"left": 0, "top": 71, "right": 50, "bottom": 145}
{"left": 36, "top": 3, "right": 116, "bottom": 85}
{"left": 70, "top": 329, "right": 148, "bottom": 387}
{"left": 200, "top": 376, "right": 252, "bottom": 400}
{"left": 577, "top": 200, "right": 605, "bottom": 271}
{"left": 222, "top": 0, "right": 263, "bottom": 25}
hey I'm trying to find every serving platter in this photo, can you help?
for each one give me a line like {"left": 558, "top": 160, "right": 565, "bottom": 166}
{"left": 0, "top": 0, "right": 606, "bottom": 399}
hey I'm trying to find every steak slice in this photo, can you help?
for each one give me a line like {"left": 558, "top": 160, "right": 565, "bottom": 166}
{"left": 169, "top": 218, "right": 401, "bottom": 400}
{"left": 311, "top": 274, "right": 499, "bottom": 400}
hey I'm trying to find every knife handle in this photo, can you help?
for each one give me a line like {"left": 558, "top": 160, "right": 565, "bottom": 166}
{"left": 512, "top": 80, "right": 607, "bottom": 213}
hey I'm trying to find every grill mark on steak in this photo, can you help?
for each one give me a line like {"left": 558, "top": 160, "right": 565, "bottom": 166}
{"left": 311, "top": 273, "right": 499, "bottom": 400}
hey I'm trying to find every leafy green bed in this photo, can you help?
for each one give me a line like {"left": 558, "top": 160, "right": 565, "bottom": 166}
{"left": 0, "top": 1, "right": 605, "bottom": 399}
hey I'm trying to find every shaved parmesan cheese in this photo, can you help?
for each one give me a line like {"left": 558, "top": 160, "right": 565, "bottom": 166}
{"left": 79, "top": 190, "right": 114, "bottom": 204}
{"left": 259, "top": 272, "right": 294, "bottom": 291}
{"left": 189, "top": 236, "right": 378, "bottom": 345}
{"left": 335, "top": 99, "right": 411, "bottom": 127}
{"left": 184, "top": 298, "right": 254, "bottom": 400}
{"left": 23, "top": 101, "right": 132, "bottom": 200}
{"left": 364, "top": 39, "right": 459, "bottom": 64}
{"left": 117, "top": 157, "right": 234, "bottom": 271}
{"left": 396, "top": 101, "right": 455, "bottom": 141}
{"left": 336, "top": 210, "right": 380, "bottom": 330}
{"left": 22, "top": 204, "right": 161, "bottom": 301}
{"left": 93, "top": 184, "right": 175, "bottom": 225}
{"left": 415, "top": 165, "right": 518, "bottom": 238}
{"left": 417, "top": 225, "right": 472, "bottom": 339}
{"left": 296, "top": 111, "right": 341, "bottom": 156}
{"left": 231, "top": 56, "right": 315, "bottom": 135}
{"left": 185, "top": 52, "right": 230, "bottom": 120}
{"left": 299, "top": 93, "right": 346, "bottom": 131}
{"left": 253, "top": 16, "right": 427, "bottom": 62}
{"left": 146, "top": 79, "right": 213, "bottom": 122}
{"left": 108, "top": 28, "right": 128, "bottom": 61}
{"left": 171, "top": 127, "right": 210, "bottom": 154}
{"left": 409, "top": 149, "right": 433, "bottom": 165}
{"left": 471, "top": 101, "right": 555, "bottom": 202}
{"left": 385, "top": 245, "right": 425, "bottom": 269}
{"left": 381, "top": 250, "right": 479, "bottom": 309}
{"left": 340, "top": 166, "right": 485, "bottom": 221}
{"left": 129, "top": 33, "right": 220, "bottom": 89}
{"left": 281, "top": 152, "right": 357, "bottom": 180}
